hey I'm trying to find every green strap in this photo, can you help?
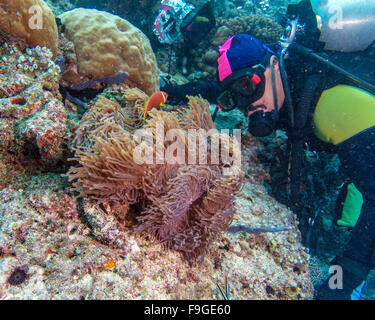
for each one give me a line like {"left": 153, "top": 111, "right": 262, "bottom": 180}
{"left": 337, "top": 183, "right": 363, "bottom": 227}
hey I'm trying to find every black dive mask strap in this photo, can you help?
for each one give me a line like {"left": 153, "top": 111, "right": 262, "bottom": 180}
{"left": 270, "top": 58, "right": 279, "bottom": 119}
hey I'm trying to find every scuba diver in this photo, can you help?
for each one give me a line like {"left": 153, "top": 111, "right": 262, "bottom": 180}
{"left": 153, "top": 0, "right": 216, "bottom": 73}
{"left": 161, "top": 0, "right": 375, "bottom": 300}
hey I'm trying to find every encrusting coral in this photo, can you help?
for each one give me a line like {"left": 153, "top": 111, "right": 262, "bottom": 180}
{"left": 67, "top": 91, "right": 243, "bottom": 262}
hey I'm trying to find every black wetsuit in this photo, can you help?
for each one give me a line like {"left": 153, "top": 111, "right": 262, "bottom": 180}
{"left": 163, "top": 41, "right": 375, "bottom": 299}
{"left": 287, "top": 43, "right": 375, "bottom": 299}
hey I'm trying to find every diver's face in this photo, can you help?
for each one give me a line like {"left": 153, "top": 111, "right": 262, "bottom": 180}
{"left": 246, "top": 56, "right": 285, "bottom": 117}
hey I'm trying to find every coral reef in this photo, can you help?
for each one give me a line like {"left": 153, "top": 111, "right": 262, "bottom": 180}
{"left": 58, "top": 8, "right": 159, "bottom": 95}
{"left": 67, "top": 92, "right": 243, "bottom": 262}
{"left": 0, "top": 134, "right": 314, "bottom": 300}
{"left": 0, "top": 0, "right": 58, "bottom": 56}
{"left": 226, "top": 0, "right": 296, "bottom": 21}
{"left": 215, "top": 14, "right": 283, "bottom": 45}
{"left": 0, "top": 0, "right": 322, "bottom": 300}
{"left": 66, "top": 0, "right": 161, "bottom": 37}
{"left": 210, "top": 26, "right": 233, "bottom": 47}
{"left": 45, "top": 0, "right": 75, "bottom": 16}
{"left": 0, "top": 40, "right": 68, "bottom": 165}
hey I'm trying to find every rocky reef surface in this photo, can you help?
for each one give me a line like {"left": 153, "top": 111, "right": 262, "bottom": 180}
{"left": 0, "top": 133, "right": 314, "bottom": 299}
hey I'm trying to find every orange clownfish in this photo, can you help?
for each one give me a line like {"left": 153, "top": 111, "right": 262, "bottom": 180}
{"left": 143, "top": 91, "right": 168, "bottom": 118}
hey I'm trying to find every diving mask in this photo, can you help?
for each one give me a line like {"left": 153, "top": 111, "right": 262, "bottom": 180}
{"left": 217, "top": 65, "right": 266, "bottom": 112}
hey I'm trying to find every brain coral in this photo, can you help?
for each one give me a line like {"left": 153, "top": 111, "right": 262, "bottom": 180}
{"left": 59, "top": 8, "right": 159, "bottom": 95}
{"left": 0, "top": 0, "right": 58, "bottom": 55}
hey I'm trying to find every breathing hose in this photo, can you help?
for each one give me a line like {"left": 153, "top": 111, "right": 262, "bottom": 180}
{"left": 290, "top": 42, "right": 375, "bottom": 96}
{"left": 279, "top": 47, "right": 295, "bottom": 128}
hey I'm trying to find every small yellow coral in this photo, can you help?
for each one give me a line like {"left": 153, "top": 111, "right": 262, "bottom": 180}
{"left": 104, "top": 259, "right": 116, "bottom": 269}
